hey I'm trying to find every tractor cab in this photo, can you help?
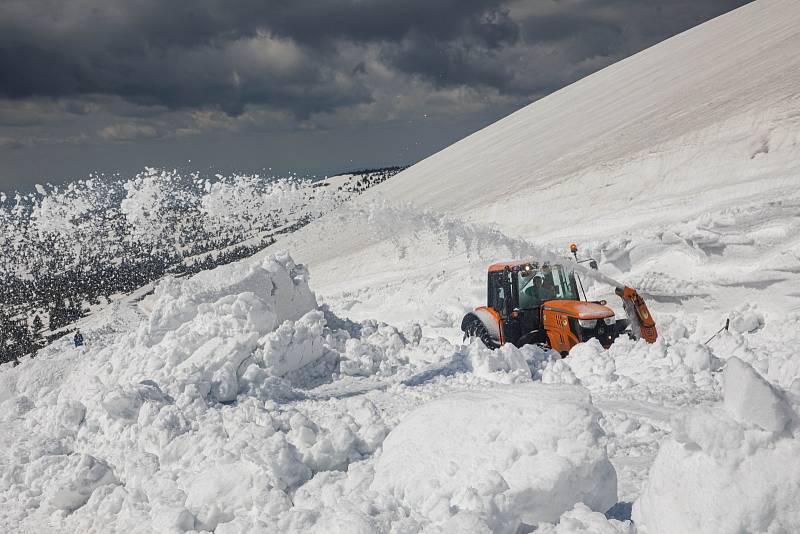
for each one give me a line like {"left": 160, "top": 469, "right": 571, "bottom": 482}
{"left": 488, "top": 261, "right": 573, "bottom": 343}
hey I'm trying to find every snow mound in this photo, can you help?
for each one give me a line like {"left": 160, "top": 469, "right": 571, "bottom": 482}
{"left": 371, "top": 383, "right": 617, "bottom": 533}
{"left": 130, "top": 251, "right": 320, "bottom": 402}
{"left": 45, "top": 454, "right": 119, "bottom": 512}
{"left": 633, "top": 358, "right": 800, "bottom": 533}
{"left": 723, "top": 356, "right": 793, "bottom": 432}
{"left": 464, "top": 341, "right": 547, "bottom": 383}
{"left": 537, "top": 503, "right": 634, "bottom": 534}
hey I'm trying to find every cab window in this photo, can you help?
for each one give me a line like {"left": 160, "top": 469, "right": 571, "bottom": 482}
{"left": 517, "top": 265, "right": 579, "bottom": 304}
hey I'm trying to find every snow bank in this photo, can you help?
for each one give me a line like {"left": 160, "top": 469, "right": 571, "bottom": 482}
{"left": 538, "top": 331, "right": 725, "bottom": 406}
{"left": 537, "top": 503, "right": 634, "bottom": 534}
{"left": 464, "top": 341, "right": 549, "bottom": 383}
{"left": 633, "top": 357, "right": 800, "bottom": 533}
{"left": 723, "top": 356, "right": 793, "bottom": 432}
{"left": 371, "top": 383, "right": 617, "bottom": 533}
{"left": 45, "top": 454, "right": 119, "bottom": 512}
{"left": 130, "top": 251, "right": 320, "bottom": 402}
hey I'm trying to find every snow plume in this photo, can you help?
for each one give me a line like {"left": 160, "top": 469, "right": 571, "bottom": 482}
{"left": 2, "top": 169, "right": 338, "bottom": 277}
{"left": 0, "top": 167, "right": 374, "bottom": 358}
{"left": 336, "top": 199, "right": 628, "bottom": 289}
{"left": 313, "top": 198, "right": 563, "bottom": 266}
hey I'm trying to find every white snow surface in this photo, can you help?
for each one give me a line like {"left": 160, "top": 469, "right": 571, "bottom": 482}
{"left": 633, "top": 358, "right": 800, "bottom": 534}
{"left": 3, "top": 0, "right": 800, "bottom": 532}
{"left": 372, "top": 384, "right": 617, "bottom": 532}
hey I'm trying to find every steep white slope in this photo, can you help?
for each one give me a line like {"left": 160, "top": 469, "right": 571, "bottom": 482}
{"left": 369, "top": 0, "right": 800, "bottom": 241}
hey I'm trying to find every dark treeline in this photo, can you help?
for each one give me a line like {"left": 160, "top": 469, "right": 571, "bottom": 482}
{"left": 0, "top": 233, "right": 278, "bottom": 364}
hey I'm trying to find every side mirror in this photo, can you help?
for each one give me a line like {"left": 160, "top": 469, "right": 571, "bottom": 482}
{"left": 589, "top": 260, "right": 598, "bottom": 270}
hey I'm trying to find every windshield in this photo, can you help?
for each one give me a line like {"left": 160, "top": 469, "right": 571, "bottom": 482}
{"left": 517, "top": 265, "right": 579, "bottom": 308}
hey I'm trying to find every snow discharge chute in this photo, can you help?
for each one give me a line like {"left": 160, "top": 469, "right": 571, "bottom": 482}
{"left": 566, "top": 246, "right": 659, "bottom": 345}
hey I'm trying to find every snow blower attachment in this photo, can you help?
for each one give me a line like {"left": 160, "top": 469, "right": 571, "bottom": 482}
{"left": 615, "top": 285, "right": 658, "bottom": 344}
{"left": 461, "top": 245, "right": 657, "bottom": 355}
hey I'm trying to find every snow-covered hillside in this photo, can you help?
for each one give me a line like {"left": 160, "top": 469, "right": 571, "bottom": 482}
{"left": 373, "top": 0, "right": 800, "bottom": 234}
{"left": 3, "top": 1, "right": 800, "bottom": 533}
{"left": 0, "top": 167, "right": 402, "bottom": 364}
{"left": 266, "top": 0, "right": 800, "bottom": 346}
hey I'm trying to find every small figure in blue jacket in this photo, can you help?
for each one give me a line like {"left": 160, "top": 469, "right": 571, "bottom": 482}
{"left": 73, "top": 329, "right": 84, "bottom": 348}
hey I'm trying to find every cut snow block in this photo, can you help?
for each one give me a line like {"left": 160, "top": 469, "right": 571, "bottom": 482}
{"left": 723, "top": 356, "right": 793, "bottom": 432}
{"left": 46, "top": 454, "right": 119, "bottom": 512}
{"left": 633, "top": 362, "right": 800, "bottom": 534}
{"left": 537, "top": 503, "right": 633, "bottom": 534}
{"left": 371, "top": 383, "right": 617, "bottom": 533}
{"left": 259, "top": 310, "right": 327, "bottom": 377}
{"left": 633, "top": 429, "right": 800, "bottom": 534}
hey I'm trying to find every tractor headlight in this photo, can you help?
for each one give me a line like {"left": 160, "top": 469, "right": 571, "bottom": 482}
{"left": 578, "top": 319, "right": 597, "bottom": 329}
{"left": 603, "top": 316, "right": 616, "bottom": 325}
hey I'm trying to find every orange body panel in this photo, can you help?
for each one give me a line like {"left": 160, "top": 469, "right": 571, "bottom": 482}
{"left": 541, "top": 300, "right": 614, "bottom": 353}
{"left": 541, "top": 307, "right": 578, "bottom": 353}
{"left": 474, "top": 306, "right": 504, "bottom": 345}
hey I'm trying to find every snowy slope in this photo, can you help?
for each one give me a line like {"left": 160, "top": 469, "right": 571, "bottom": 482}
{"left": 2, "top": 1, "right": 800, "bottom": 533}
{"left": 263, "top": 0, "right": 800, "bottom": 334}
{"left": 369, "top": 0, "right": 800, "bottom": 239}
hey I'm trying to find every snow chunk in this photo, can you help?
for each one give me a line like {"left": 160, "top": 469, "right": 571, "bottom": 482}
{"left": 337, "top": 320, "right": 413, "bottom": 377}
{"left": 371, "top": 384, "right": 617, "bottom": 533}
{"left": 537, "top": 503, "right": 634, "bottom": 534}
{"left": 465, "top": 342, "right": 533, "bottom": 383}
{"left": 728, "top": 305, "right": 764, "bottom": 334}
{"left": 45, "top": 454, "right": 119, "bottom": 512}
{"left": 633, "top": 359, "right": 800, "bottom": 533}
{"left": 258, "top": 310, "right": 327, "bottom": 377}
{"left": 102, "top": 382, "right": 171, "bottom": 422}
{"left": 129, "top": 253, "right": 318, "bottom": 401}
{"left": 724, "top": 356, "right": 793, "bottom": 432}
{"left": 0, "top": 395, "right": 34, "bottom": 421}
{"left": 563, "top": 340, "right": 618, "bottom": 386}
{"left": 634, "top": 435, "right": 800, "bottom": 534}
{"left": 184, "top": 464, "right": 253, "bottom": 530}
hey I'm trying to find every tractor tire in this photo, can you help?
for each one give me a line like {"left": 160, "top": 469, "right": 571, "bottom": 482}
{"left": 464, "top": 318, "right": 499, "bottom": 350}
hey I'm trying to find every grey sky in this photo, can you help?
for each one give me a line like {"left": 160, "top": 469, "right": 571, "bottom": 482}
{"left": 0, "top": 0, "right": 750, "bottom": 192}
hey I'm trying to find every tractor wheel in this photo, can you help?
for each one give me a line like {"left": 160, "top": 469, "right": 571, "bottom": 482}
{"left": 465, "top": 318, "right": 499, "bottom": 350}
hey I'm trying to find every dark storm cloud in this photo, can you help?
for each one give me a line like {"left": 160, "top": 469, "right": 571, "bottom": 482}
{"left": 0, "top": 0, "right": 519, "bottom": 118}
{"left": 0, "top": 0, "right": 751, "bottom": 119}
{"left": 520, "top": 13, "right": 617, "bottom": 44}
{"left": 384, "top": 32, "right": 517, "bottom": 90}
{"left": 252, "top": 0, "right": 516, "bottom": 46}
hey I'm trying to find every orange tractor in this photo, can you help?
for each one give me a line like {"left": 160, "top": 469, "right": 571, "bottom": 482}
{"left": 461, "top": 245, "right": 657, "bottom": 355}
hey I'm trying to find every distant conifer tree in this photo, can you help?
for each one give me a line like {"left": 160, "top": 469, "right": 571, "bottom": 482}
{"left": 32, "top": 314, "right": 43, "bottom": 335}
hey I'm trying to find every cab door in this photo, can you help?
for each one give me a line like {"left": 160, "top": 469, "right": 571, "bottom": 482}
{"left": 488, "top": 269, "right": 515, "bottom": 343}
{"left": 511, "top": 270, "right": 544, "bottom": 346}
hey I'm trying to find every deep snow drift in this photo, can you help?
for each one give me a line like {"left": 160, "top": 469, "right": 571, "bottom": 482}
{"left": 4, "top": 249, "right": 799, "bottom": 533}
{"left": 372, "top": 385, "right": 617, "bottom": 532}
{"left": 3, "top": 0, "right": 800, "bottom": 532}
{"left": 634, "top": 357, "right": 800, "bottom": 533}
